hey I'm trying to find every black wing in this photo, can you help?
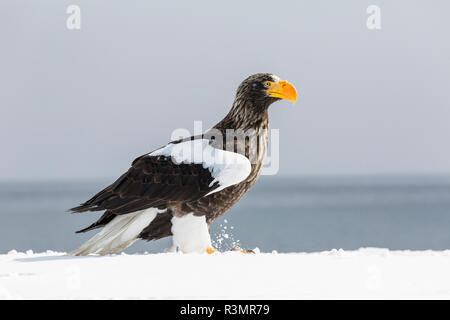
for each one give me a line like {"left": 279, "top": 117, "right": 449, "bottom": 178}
{"left": 70, "top": 153, "right": 219, "bottom": 232}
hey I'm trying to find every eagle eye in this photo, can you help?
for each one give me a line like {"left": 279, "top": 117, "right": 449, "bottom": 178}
{"left": 263, "top": 81, "right": 272, "bottom": 88}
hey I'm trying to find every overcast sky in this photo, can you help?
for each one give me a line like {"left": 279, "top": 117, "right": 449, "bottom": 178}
{"left": 0, "top": 1, "right": 449, "bottom": 181}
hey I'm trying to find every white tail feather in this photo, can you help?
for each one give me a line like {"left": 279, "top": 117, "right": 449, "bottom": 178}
{"left": 70, "top": 208, "right": 164, "bottom": 256}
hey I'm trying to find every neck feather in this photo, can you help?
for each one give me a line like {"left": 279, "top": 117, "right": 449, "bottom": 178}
{"left": 214, "top": 98, "right": 270, "bottom": 131}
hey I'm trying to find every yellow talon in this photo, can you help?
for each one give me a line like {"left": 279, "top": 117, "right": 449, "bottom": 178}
{"left": 206, "top": 247, "right": 217, "bottom": 254}
{"left": 230, "top": 248, "right": 255, "bottom": 254}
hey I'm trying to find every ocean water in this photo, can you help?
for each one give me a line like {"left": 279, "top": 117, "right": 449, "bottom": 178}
{"left": 1, "top": 174, "right": 449, "bottom": 254}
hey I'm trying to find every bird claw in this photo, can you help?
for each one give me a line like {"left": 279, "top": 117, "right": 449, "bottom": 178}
{"left": 230, "top": 247, "right": 255, "bottom": 254}
{"left": 206, "top": 247, "right": 255, "bottom": 254}
{"left": 206, "top": 246, "right": 217, "bottom": 254}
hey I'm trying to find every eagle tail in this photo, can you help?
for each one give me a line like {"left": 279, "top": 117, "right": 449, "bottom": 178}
{"left": 70, "top": 208, "right": 160, "bottom": 256}
{"left": 75, "top": 211, "right": 116, "bottom": 233}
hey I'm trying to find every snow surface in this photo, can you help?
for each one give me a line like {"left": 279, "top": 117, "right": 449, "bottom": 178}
{"left": 2, "top": 248, "right": 450, "bottom": 299}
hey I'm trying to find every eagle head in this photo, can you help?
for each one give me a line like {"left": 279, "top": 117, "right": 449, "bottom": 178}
{"left": 235, "top": 73, "right": 298, "bottom": 108}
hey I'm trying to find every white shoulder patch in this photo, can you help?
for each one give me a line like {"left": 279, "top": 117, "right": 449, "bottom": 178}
{"left": 149, "top": 139, "right": 251, "bottom": 195}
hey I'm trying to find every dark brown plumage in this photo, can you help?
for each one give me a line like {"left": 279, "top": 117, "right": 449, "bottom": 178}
{"left": 69, "top": 73, "right": 297, "bottom": 255}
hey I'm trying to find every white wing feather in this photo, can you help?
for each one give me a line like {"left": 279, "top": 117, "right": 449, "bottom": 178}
{"left": 150, "top": 139, "right": 251, "bottom": 196}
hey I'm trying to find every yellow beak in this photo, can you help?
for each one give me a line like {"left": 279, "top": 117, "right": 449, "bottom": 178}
{"left": 266, "top": 80, "right": 298, "bottom": 104}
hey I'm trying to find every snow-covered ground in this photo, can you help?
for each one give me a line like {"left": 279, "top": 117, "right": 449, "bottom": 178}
{"left": 1, "top": 248, "right": 450, "bottom": 299}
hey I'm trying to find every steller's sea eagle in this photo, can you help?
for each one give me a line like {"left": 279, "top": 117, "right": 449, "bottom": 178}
{"left": 70, "top": 73, "right": 297, "bottom": 255}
